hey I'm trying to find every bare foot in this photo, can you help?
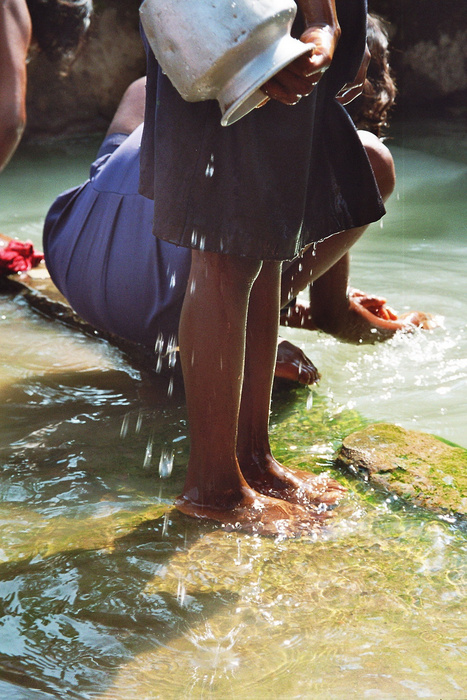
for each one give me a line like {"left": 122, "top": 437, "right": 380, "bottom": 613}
{"left": 275, "top": 338, "right": 320, "bottom": 386}
{"left": 174, "top": 485, "right": 328, "bottom": 537}
{"left": 239, "top": 454, "right": 346, "bottom": 508}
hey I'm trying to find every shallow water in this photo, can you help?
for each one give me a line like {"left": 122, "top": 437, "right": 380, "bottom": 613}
{"left": 0, "top": 119, "right": 466, "bottom": 699}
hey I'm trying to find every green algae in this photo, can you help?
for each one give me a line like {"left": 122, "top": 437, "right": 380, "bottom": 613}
{"left": 336, "top": 422, "right": 467, "bottom": 518}
{"left": 270, "top": 387, "right": 368, "bottom": 476}
{"left": 0, "top": 501, "right": 171, "bottom": 564}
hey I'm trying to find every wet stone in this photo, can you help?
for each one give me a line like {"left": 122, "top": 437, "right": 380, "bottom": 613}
{"left": 336, "top": 423, "right": 467, "bottom": 519}
{"left": 0, "top": 257, "right": 166, "bottom": 377}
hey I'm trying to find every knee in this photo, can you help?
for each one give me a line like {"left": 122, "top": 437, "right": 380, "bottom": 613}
{"left": 191, "top": 249, "right": 262, "bottom": 287}
{"left": 358, "top": 130, "right": 396, "bottom": 202}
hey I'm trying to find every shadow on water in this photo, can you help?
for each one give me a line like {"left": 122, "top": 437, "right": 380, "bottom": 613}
{"left": 0, "top": 363, "right": 359, "bottom": 699}
{"left": 0, "top": 511, "right": 239, "bottom": 700}
{"left": 0, "top": 366, "right": 233, "bottom": 698}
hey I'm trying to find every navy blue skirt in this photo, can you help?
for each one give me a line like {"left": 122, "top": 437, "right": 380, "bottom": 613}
{"left": 139, "top": 0, "right": 385, "bottom": 261}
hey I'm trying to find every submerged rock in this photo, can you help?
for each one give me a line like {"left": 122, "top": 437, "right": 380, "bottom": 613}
{"left": 336, "top": 423, "right": 467, "bottom": 518}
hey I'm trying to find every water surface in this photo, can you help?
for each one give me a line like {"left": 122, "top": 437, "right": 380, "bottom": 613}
{"left": 0, "top": 119, "right": 466, "bottom": 699}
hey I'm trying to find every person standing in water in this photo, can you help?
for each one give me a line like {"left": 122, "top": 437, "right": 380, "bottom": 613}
{"left": 137, "top": 0, "right": 385, "bottom": 536}
{"left": 43, "top": 6, "right": 432, "bottom": 535}
{"left": 0, "top": 0, "right": 92, "bottom": 172}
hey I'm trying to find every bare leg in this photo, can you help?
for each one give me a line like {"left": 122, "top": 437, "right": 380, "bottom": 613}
{"left": 236, "top": 261, "right": 346, "bottom": 508}
{"left": 280, "top": 227, "right": 365, "bottom": 309}
{"left": 175, "top": 250, "right": 328, "bottom": 536}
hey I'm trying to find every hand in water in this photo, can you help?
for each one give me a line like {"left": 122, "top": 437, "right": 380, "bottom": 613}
{"left": 349, "top": 287, "right": 438, "bottom": 332}
{"left": 279, "top": 291, "right": 437, "bottom": 344}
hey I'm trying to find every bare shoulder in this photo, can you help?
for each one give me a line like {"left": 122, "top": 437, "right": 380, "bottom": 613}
{"left": 357, "top": 128, "right": 394, "bottom": 169}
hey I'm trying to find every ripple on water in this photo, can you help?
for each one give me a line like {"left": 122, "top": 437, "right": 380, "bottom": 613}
{"left": 1, "top": 133, "right": 467, "bottom": 699}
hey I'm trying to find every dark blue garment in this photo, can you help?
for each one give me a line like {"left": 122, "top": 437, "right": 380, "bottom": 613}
{"left": 139, "top": 0, "right": 385, "bottom": 261}
{"left": 43, "top": 126, "right": 192, "bottom": 349}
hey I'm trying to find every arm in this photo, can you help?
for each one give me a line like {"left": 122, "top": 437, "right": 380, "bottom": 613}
{"left": 105, "top": 77, "right": 146, "bottom": 137}
{"left": 263, "top": 0, "right": 341, "bottom": 105}
{"left": 0, "top": 0, "right": 32, "bottom": 172}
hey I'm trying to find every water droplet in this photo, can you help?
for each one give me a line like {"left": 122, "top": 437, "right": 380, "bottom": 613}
{"left": 143, "top": 435, "right": 153, "bottom": 469}
{"left": 159, "top": 448, "right": 174, "bottom": 478}
{"left": 170, "top": 272, "right": 176, "bottom": 288}
{"left": 162, "top": 511, "right": 170, "bottom": 536}
{"left": 155, "top": 353, "right": 163, "bottom": 373}
{"left": 306, "top": 390, "right": 313, "bottom": 410}
{"left": 135, "top": 411, "right": 143, "bottom": 434}
{"left": 154, "top": 332, "right": 164, "bottom": 355}
{"left": 167, "top": 376, "right": 174, "bottom": 397}
{"left": 177, "top": 578, "right": 186, "bottom": 606}
{"left": 120, "top": 412, "right": 130, "bottom": 438}
{"left": 167, "top": 334, "right": 178, "bottom": 368}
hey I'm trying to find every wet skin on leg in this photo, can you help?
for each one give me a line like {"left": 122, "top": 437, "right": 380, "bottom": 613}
{"left": 236, "top": 260, "right": 345, "bottom": 509}
{"left": 174, "top": 250, "right": 339, "bottom": 536}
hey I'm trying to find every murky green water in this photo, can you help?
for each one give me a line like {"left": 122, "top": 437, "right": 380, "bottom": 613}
{"left": 0, "top": 118, "right": 466, "bottom": 699}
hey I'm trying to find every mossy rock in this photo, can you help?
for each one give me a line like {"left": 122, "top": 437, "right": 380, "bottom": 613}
{"left": 336, "top": 423, "right": 467, "bottom": 518}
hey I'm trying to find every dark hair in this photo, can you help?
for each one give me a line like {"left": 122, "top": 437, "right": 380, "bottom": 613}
{"left": 26, "top": 0, "right": 93, "bottom": 62}
{"left": 346, "top": 14, "right": 397, "bottom": 137}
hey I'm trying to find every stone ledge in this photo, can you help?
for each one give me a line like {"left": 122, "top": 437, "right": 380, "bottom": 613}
{"left": 0, "top": 260, "right": 161, "bottom": 377}
{"left": 336, "top": 423, "right": 467, "bottom": 519}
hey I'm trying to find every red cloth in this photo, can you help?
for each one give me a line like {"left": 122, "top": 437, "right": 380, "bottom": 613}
{"left": 0, "top": 240, "right": 44, "bottom": 276}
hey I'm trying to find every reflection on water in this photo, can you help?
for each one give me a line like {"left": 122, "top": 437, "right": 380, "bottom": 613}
{"left": 0, "top": 119, "right": 466, "bottom": 698}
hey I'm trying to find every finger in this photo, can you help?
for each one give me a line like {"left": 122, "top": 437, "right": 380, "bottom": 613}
{"left": 261, "top": 79, "right": 302, "bottom": 105}
{"left": 262, "top": 66, "right": 322, "bottom": 104}
{"left": 286, "top": 47, "right": 330, "bottom": 79}
{"left": 255, "top": 95, "right": 270, "bottom": 109}
{"left": 336, "top": 82, "right": 365, "bottom": 106}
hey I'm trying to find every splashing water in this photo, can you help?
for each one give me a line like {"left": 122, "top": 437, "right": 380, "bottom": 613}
{"left": 143, "top": 434, "right": 154, "bottom": 469}
{"left": 167, "top": 376, "right": 174, "bottom": 398}
{"left": 120, "top": 412, "right": 130, "bottom": 438}
{"left": 0, "top": 118, "right": 466, "bottom": 700}
{"left": 205, "top": 154, "right": 215, "bottom": 178}
{"left": 158, "top": 448, "right": 174, "bottom": 478}
{"left": 166, "top": 335, "right": 178, "bottom": 369}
